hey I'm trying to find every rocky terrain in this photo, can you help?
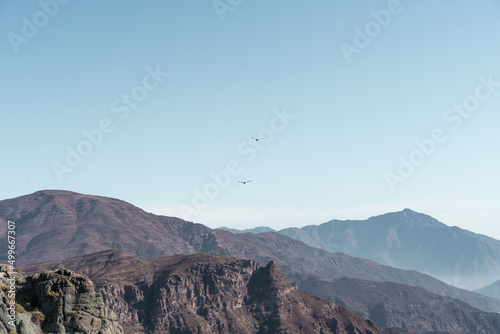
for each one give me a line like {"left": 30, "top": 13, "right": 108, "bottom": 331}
{"left": 20, "top": 250, "right": 500, "bottom": 334}
{"left": 22, "top": 252, "right": 383, "bottom": 334}
{"left": 2, "top": 190, "right": 500, "bottom": 316}
{"left": 278, "top": 208, "right": 500, "bottom": 290}
{"left": 297, "top": 276, "right": 500, "bottom": 334}
{"left": 5, "top": 190, "right": 500, "bottom": 333}
{"left": 0, "top": 264, "right": 123, "bottom": 334}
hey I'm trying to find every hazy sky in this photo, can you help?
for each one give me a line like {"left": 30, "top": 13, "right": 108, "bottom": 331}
{"left": 2, "top": 0, "right": 500, "bottom": 239}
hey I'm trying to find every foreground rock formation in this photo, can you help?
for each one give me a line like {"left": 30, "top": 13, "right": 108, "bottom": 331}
{"left": 0, "top": 264, "right": 123, "bottom": 334}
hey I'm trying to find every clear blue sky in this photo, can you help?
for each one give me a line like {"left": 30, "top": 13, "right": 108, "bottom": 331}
{"left": 2, "top": 0, "right": 500, "bottom": 239}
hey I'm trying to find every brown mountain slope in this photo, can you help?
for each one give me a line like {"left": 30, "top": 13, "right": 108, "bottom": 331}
{"left": 3, "top": 190, "right": 500, "bottom": 315}
{"left": 0, "top": 190, "right": 209, "bottom": 263}
{"left": 20, "top": 252, "right": 383, "bottom": 334}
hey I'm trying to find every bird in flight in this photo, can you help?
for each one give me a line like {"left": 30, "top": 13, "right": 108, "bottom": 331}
{"left": 251, "top": 137, "right": 264, "bottom": 142}
{"left": 238, "top": 180, "right": 252, "bottom": 184}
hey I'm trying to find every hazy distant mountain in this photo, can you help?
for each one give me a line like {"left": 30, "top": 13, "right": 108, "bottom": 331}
{"left": 475, "top": 280, "right": 500, "bottom": 300}
{"left": 20, "top": 251, "right": 384, "bottom": 334}
{"left": 3, "top": 190, "right": 500, "bottom": 316}
{"left": 278, "top": 209, "right": 500, "bottom": 290}
{"left": 218, "top": 226, "right": 276, "bottom": 234}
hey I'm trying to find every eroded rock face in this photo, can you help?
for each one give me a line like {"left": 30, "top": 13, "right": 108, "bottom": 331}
{"left": 0, "top": 265, "right": 123, "bottom": 334}
{"left": 90, "top": 253, "right": 383, "bottom": 333}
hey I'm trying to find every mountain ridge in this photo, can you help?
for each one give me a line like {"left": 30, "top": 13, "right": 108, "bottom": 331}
{"left": 20, "top": 251, "right": 384, "bottom": 334}
{"left": 3, "top": 190, "right": 500, "bottom": 317}
{"left": 19, "top": 250, "right": 500, "bottom": 334}
{"left": 277, "top": 209, "right": 500, "bottom": 290}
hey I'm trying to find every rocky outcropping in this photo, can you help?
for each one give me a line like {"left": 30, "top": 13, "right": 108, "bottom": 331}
{"left": 0, "top": 264, "right": 123, "bottom": 334}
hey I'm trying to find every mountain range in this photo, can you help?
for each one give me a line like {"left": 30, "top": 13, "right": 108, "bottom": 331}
{"left": 2, "top": 190, "right": 500, "bottom": 333}
{"left": 19, "top": 249, "right": 500, "bottom": 334}
{"left": 226, "top": 209, "right": 500, "bottom": 290}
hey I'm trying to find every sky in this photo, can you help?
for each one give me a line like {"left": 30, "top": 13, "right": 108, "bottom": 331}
{"left": 2, "top": 0, "right": 500, "bottom": 239}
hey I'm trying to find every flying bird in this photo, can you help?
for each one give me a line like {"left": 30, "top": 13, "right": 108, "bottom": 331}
{"left": 238, "top": 180, "right": 252, "bottom": 184}
{"left": 251, "top": 137, "right": 264, "bottom": 142}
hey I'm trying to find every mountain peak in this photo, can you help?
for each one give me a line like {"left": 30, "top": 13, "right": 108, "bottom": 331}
{"left": 265, "top": 260, "right": 282, "bottom": 276}
{"left": 218, "top": 226, "right": 276, "bottom": 234}
{"left": 377, "top": 208, "right": 446, "bottom": 228}
{"left": 0, "top": 190, "right": 199, "bottom": 264}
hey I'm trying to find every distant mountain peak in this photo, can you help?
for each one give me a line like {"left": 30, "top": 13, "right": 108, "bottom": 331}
{"left": 474, "top": 279, "right": 500, "bottom": 300}
{"left": 279, "top": 208, "right": 500, "bottom": 290}
{"left": 218, "top": 226, "right": 276, "bottom": 234}
{"left": 373, "top": 208, "right": 446, "bottom": 228}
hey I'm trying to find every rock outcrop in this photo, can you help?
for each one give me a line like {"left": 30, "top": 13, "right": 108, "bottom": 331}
{"left": 0, "top": 264, "right": 123, "bottom": 334}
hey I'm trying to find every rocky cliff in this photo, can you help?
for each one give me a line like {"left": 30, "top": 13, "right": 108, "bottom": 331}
{"left": 22, "top": 252, "right": 383, "bottom": 334}
{"left": 0, "top": 264, "right": 123, "bottom": 334}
